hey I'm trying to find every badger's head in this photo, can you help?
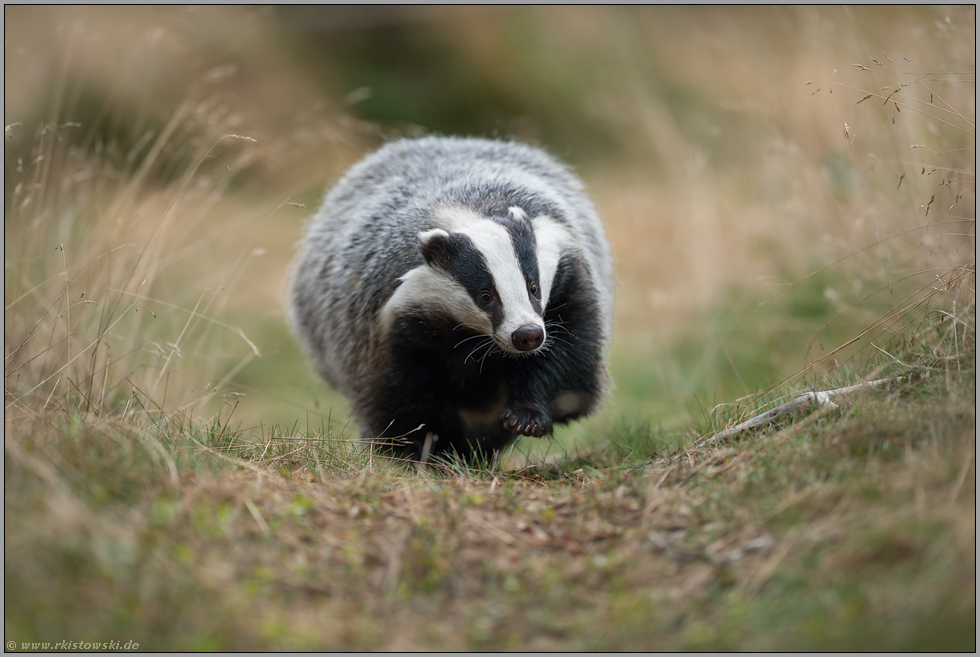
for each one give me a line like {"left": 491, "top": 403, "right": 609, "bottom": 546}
{"left": 383, "top": 205, "right": 569, "bottom": 356}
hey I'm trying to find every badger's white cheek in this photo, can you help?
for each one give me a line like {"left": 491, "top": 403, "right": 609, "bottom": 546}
{"left": 381, "top": 266, "right": 492, "bottom": 334}
{"left": 445, "top": 291, "right": 493, "bottom": 333}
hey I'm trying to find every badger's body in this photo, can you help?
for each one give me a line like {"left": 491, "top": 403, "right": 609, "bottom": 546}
{"left": 289, "top": 136, "right": 614, "bottom": 459}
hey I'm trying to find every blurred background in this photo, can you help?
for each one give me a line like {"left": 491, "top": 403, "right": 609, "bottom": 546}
{"left": 5, "top": 6, "right": 975, "bottom": 452}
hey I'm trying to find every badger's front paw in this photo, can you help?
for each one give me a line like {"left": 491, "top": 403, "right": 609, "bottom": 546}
{"left": 500, "top": 403, "right": 553, "bottom": 437}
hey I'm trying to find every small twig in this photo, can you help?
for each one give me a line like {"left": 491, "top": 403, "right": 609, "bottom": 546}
{"left": 417, "top": 431, "right": 436, "bottom": 468}
{"left": 187, "top": 433, "right": 269, "bottom": 477}
{"left": 871, "top": 342, "right": 913, "bottom": 369}
{"left": 948, "top": 447, "right": 973, "bottom": 506}
{"left": 43, "top": 374, "right": 63, "bottom": 410}
{"left": 380, "top": 529, "right": 411, "bottom": 594}
{"left": 215, "top": 400, "right": 240, "bottom": 445}
{"left": 697, "top": 377, "right": 904, "bottom": 447}
{"left": 258, "top": 442, "right": 314, "bottom": 464}
{"left": 312, "top": 445, "right": 327, "bottom": 484}
{"left": 718, "top": 337, "right": 749, "bottom": 396}
{"left": 244, "top": 498, "right": 271, "bottom": 534}
{"left": 468, "top": 510, "right": 520, "bottom": 546}
{"left": 58, "top": 244, "right": 72, "bottom": 378}
{"left": 66, "top": 376, "right": 97, "bottom": 413}
{"left": 99, "top": 343, "right": 111, "bottom": 415}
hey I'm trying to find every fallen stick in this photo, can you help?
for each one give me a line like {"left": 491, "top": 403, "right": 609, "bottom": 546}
{"left": 697, "top": 377, "right": 904, "bottom": 448}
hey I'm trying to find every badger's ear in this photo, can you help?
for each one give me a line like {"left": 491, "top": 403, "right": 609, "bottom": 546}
{"left": 418, "top": 228, "right": 452, "bottom": 268}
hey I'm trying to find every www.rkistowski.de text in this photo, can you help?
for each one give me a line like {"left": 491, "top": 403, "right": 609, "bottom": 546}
{"left": 7, "top": 640, "right": 139, "bottom": 651}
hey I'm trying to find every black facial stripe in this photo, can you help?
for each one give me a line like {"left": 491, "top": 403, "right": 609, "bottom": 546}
{"left": 426, "top": 232, "right": 505, "bottom": 331}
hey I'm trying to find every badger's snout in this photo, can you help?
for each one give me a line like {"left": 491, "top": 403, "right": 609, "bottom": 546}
{"left": 511, "top": 323, "right": 545, "bottom": 352}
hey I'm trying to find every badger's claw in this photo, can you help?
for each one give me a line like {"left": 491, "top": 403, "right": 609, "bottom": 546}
{"left": 500, "top": 404, "right": 553, "bottom": 437}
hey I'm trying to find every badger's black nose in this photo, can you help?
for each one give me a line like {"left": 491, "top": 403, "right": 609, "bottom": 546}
{"left": 511, "top": 324, "right": 544, "bottom": 352}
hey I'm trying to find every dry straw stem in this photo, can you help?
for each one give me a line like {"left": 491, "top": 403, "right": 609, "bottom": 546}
{"left": 698, "top": 376, "right": 903, "bottom": 448}
{"left": 186, "top": 432, "right": 271, "bottom": 478}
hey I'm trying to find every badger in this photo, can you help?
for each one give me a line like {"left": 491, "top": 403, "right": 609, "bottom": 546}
{"left": 289, "top": 136, "right": 614, "bottom": 460}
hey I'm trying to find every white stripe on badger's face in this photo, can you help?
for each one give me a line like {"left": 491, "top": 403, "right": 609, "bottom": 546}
{"left": 531, "top": 215, "right": 572, "bottom": 311}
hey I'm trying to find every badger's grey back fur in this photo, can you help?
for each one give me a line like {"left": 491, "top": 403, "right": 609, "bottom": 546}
{"left": 289, "top": 136, "right": 614, "bottom": 458}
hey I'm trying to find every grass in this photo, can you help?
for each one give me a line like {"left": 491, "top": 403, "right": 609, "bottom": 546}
{"left": 4, "top": 5, "right": 976, "bottom": 652}
{"left": 5, "top": 310, "right": 975, "bottom": 649}
{"left": 6, "top": 293, "right": 974, "bottom": 650}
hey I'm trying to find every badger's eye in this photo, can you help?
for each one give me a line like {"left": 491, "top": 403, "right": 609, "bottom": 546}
{"left": 529, "top": 282, "right": 538, "bottom": 297}
{"left": 480, "top": 290, "right": 493, "bottom": 304}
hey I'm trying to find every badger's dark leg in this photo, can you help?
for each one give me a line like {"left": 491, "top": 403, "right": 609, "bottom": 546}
{"left": 359, "top": 323, "right": 457, "bottom": 460}
{"left": 359, "top": 370, "right": 443, "bottom": 460}
{"left": 501, "top": 252, "right": 607, "bottom": 438}
{"left": 361, "top": 312, "right": 517, "bottom": 460}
